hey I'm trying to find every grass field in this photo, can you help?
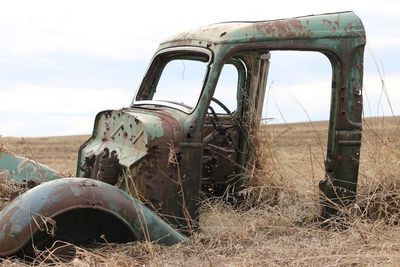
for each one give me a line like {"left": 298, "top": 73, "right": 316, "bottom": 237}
{"left": 1, "top": 117, "right": 400, "bottom": 266}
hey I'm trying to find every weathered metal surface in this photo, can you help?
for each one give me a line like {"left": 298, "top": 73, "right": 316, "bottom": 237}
{"left": 159, "top": 12, "right": 365, "bottom": 50}
{"left": 0, "top": 151, "right": 62, "bottom": 184}
{"left": 0, "top": 178, "right": 187, "bottom": 257}
{"left": 77, "top": 108, "right": 190, "bottom": 230}
{"left": 77, "top": 108, "right": 185, "bottom": 172}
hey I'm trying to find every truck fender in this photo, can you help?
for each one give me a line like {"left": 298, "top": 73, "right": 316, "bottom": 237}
{"left": 0, "top": 178, "right": 187, "bottom": 257}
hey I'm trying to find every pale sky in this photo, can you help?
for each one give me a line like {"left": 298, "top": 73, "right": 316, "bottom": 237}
{"left": 0, "top": 0, "right": 399, "bottom": 136}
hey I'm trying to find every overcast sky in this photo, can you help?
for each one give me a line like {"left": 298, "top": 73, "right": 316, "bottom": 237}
{"left": 0, "top": 0, "right": 399, "bottom": 137}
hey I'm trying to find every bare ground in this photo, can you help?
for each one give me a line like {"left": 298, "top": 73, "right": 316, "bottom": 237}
{"left": 1, "top": 117, "right": 400, "bottom": 266}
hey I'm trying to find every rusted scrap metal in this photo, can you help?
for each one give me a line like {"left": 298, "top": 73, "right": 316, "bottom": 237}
{"left": 0, "top": 178, "right": 187, "bottom": 257}
{"left": 0, "top": 151, "right": 62, "bottom": 184}
{"left": 0, "top": 11, "right": 366, "bottom": 258}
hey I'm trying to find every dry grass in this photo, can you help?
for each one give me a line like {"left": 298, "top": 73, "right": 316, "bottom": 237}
{"left": 0, "top": 171, "right": 13, "bottom": 210}
{"left": 1, "top": 117, "right": 400, "bottom": 266}
{"left": 0, "top": 138, "right": 26, "bottom": 210}
{"left": 0, "top": 173, "right": 30, "bottom": 211}
{"left": 357, "top": 117, "right": 400, "bottom": 224}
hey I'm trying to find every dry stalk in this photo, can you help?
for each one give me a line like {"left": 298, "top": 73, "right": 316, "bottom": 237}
{"left": 167, "top": 145, "right": 195, "bottom": 233}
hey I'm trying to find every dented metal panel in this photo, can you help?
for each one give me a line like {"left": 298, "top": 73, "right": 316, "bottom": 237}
{"left": 76, "top": 108, "right": 189, "bottom": 229}
{"left": 77, "top": 108, "right": 185, "bottom": 174}
{"left": 0, "top": 178, "right": 187, "bottom": 257}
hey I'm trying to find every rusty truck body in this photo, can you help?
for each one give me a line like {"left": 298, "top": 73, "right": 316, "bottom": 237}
{"left": 0, "top": 11, "right": 366, "bottom": 258}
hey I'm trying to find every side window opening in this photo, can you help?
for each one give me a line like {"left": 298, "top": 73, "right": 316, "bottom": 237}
{"left": 210, "top": 63, "right": 239, "bottom": 114}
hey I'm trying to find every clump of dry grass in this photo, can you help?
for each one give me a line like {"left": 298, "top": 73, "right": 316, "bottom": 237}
{"left": 356, "top": 117, "right": 400, "bottom": 224}
{"left": 0, "top": 171, "right": 21, "bottom": 210}
{"left": 239, "top": 123, "right": 293, "bottom": 208}
{"left": 0, "top": 136, "right": 5, "bottom": 152}
{"left": 0, "top": 171, "right": 32, "bottom": 211}
{"left": 0, "top": 137, "right": 14, "bottom": 209}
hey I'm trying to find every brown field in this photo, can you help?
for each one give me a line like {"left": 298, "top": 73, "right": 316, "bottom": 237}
{"left": 1, "top": 117, "right": 400, "bottom": 266}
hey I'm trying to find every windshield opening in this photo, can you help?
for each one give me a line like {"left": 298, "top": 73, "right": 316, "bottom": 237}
{"left": 133, "top": 48, "right": 211, "bottom": 112}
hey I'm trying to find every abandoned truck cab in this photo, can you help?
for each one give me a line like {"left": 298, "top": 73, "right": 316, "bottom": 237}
{"left": 78, "top": 11, "right": 366, "bottom": 225}
{"left": 0, "top": 11, "right": 366, "bottom": 257}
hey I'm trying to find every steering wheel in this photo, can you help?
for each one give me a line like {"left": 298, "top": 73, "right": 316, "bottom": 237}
{"left": 203, "top": 98, "right": 242, "bottom": 150}
{"left": 208, "top": 97, "right": 237, "bottom": 133}
{"left": 204, "top": 98, "right": 250, "bottom": 155}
